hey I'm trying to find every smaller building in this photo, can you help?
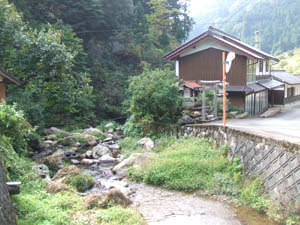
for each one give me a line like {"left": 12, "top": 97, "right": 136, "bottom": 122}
{"left": 179, "top": 80, "right": 202, "bottom": 107}
{"left": 271, "top": 70, "right": 300, "bottom": 105}
{"left": 0, "top": 69, "right": 21, "bottom": 101}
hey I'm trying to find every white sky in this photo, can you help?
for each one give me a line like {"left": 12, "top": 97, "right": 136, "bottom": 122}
{"left": 189, "top": 0, "right": 214, "bottom": 17}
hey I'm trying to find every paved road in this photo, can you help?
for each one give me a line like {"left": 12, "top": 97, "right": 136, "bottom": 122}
{"left": 212, "top": 105, "right": 300, "bottom": 143}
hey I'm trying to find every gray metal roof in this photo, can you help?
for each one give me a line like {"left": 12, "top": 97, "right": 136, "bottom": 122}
{"left": 272, "top": 70, "right": 300, "bottom": 85}
{"left": 257, "top": 79, "right": 284, "bottom": 90}
{"left": 226, "top": 85, "right": 253, "bottom": 92}
{"left": 247, "top": 83, "right": 266, "bottom": 93}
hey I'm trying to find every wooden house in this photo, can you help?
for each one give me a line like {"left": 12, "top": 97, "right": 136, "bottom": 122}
{"left": 163, "top": 27, "right": 281, "bottom": 116}
{"left": 271, "top": 70, "right": 300, "bottom": 105}
{"left": 0, "top": 69, "right": 21, "bottom": 101}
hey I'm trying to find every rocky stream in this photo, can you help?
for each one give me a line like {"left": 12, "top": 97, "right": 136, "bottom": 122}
{"left": 30, "top": 124, "right": 279, "bottom": 225}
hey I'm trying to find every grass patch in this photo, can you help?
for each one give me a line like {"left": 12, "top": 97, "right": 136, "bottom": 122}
{"left": 129, "top": 137, "right": 243, "bottom": 194}
{"left": 13, "top": 190, "right": 83, "bottom": 225}
{"left": 119, "top": 137, "right": 144, "bottom": 158}
{"left": 64, "top": 173, "right": 95, "bottom": 192}
{"left": 97, "top": 206, "right": 146, "bottom": 225}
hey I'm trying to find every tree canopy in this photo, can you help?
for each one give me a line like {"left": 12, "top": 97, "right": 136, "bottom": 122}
{"left": 5, "top": 0, "right": 193, "bottom": 124}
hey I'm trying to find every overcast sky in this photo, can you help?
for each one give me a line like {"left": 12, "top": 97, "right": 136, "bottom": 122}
{"left": 189, "top": 0, "right": 212, "bottom": 17}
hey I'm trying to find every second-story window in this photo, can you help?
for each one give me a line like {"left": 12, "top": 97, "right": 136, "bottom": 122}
{"left": 259, "top": 60, "right": 263, "bottom": 73}
{"left": 266, "top": 60, "right": 269, "bottom": 72}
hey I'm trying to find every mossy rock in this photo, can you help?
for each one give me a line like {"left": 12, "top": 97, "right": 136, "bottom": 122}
{"left": 64, "top": 173, "right": 95, "bottom": 192}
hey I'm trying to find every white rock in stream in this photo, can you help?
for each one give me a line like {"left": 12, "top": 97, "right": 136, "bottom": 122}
{"left": 113, "top": 153, "right": 153, "bottom": 178}
{"left": 137, "top": 137, "right": 154, "bottom": 150}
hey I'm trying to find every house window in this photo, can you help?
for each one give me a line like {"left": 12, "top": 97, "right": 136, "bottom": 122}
{"left": 246, "top": 59, "right": 256, "bottom": 84}
{"left": 259, "top": 61, "right": 263, "bottom": 73}
{"left": 266, "top": 60, "right": 269, "bottom": 72}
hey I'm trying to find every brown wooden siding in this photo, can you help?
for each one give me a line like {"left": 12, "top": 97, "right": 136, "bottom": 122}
{"left": 0, "top": 82, "right": 6, "bottom": 101}
{"left": 179, "top": 48, "right": 247, "bottom": 86}
{"left": 228, "top": 92, "right": 245, "bottom": 110}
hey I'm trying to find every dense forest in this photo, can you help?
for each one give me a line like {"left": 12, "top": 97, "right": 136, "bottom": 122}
{"left": 191, "top": 0, "right": 300, "bottom": 56}
{"left": 1, "top": 0, "right": 193, "bottom": 128}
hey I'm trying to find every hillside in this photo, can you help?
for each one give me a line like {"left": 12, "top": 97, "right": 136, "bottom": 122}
{"left": 273, "top": 48, "right": 300, "bottom": 75}
{"left": 191, "top": 0, "right": 300, "bottom": 55}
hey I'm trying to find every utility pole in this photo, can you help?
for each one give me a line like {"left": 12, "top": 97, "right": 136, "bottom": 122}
{"left": 222, "top": 52, "right": 227, "bottom": 126}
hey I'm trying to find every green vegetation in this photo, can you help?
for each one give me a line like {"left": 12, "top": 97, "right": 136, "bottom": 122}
{"left": 129, "top": 138, "right": 243, "bottom": 193}
{"left": 65, "top": 173, "right": 95, "bottom": 192}
{"left": 13, "top": 190, "right": 82, "bottom": 225}
{"left": 119, "top": 137, "right": 144, "bottom": 158}
{"left": 274, "top": 48, "right": 300, "bottom": 74}
{"left": 128, "top": 68, "right": 181, "bottom": 123}
{"left": 0, "top": 102, "right": 34, "bottom": 154}
{"left": 5, "top": 0, "right": 192, "bottom": 124}
{"left": 124, "top": 68, "right": 181, "bottom": 136}
{"left": 97, "top": 206, "right": 146, "bottom": 225}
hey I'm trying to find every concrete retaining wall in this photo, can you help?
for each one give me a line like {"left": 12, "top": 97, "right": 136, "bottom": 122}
{"left": 182, "top": 125, "right": 300, "bottom": 200}
{"left": 0, "top": 161, "right": 17, "bottom": 225}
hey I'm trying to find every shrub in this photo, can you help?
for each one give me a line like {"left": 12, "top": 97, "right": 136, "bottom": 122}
{"left": 65, "top": 173, "right": 95, "bottom": 192}
{"left": 127, "top": 68, "right": 181, "bottom": 123}
{"left": 0, "top": 102, "right": 34, "bottom": 154}
{"left": 0, "top": 135, "right": 33, "bottom": 180}
{"left": 123, "top": 115, "right": 143, "bottom": 137}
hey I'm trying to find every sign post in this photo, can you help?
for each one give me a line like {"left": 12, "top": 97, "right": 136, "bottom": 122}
{"left": 223, "top": 52, "right": 236, "bottom": 126}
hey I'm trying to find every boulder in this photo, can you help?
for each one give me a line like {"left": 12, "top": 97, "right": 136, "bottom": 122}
{"left": 53, "top": 165, "right": 81, "bottom": 181}
{"left": 100, "top": 188, "right": 132, "bottom": 208}
{"left": 44, "top": 127, "right": 71, "bottom": 137}
{"left": 32, "top": 164, "right": 50, "bottom": 180}
{"left": 64, "top": 150, "right": 80, "bottom": 160}
{"left": 100, "top": 155, "right": 116, "bottom": 164}
{"left": 107, "top": 143, "right": 120, "bottom": 151}
{"left": 71, "top": 159, "right": 80, "bottom": 165}
{"left": 105, "top": 123, "right": 114, "bottom": 129}
{"left": 45, "top": 134, "right": 57, "bottom": 141}
{"left": 103, "top": 137, "right": 113, "bottom": 142}
{"left": 44, "top": 140, "right": 56, "bottom": 148}
{"left": 45, "top": 182, "right": 69, "bottom": 194}
{"left": 58, "top": 134, "right": 99, "bottom": 147}
{"left": 177, "top": 115, "right": 196, "bottom": 125}
{"left": 85, "top": 194, "right": 104, "bottom": 209}
{"left": 41, "top": 154, "right": 63, "bottom": 173}
{"left": 86, "top": 150, "right": 93, "bottom": 158}
{"left": 229, "top": 111, "right": 239, "bottom": 118}
{"left": 81, "top": 158, "right": 99, "bottom": 166}
{"left": 92, "top": 144, "right": 111, "bottom": 159}
{"left": 137, "top": 137, "right": 154, "bottom": 151}
{"left": 82, "top": 128, "right": 105, "bottom": 137}
{"left": 113, "top": 153, "right": 153, "bottom": 178}
{"left": 236, "top": 112, "right": 249, "bottom": 119}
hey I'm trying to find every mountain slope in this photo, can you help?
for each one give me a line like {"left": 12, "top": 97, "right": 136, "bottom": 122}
{"left": 191, "top": 0, "right": 300, "bottom": 55}
{"left": 273, "top": 48, "right": 300, "bottom": 75}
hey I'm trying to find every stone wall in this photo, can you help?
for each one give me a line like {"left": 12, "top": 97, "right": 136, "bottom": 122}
{"left": 0, "top": 161, "right": 17, "bottom": 225}
{"left": 182, "top": 125, "right": 300, "bottom": 200}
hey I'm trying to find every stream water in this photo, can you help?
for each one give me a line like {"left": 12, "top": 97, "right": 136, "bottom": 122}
{"left": 84, "top": 164, "right": 279, "bottom": 225}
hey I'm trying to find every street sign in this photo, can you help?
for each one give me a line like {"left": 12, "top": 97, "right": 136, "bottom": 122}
{"left": 225, "top": 52, "right": 236, "bottom": 73}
